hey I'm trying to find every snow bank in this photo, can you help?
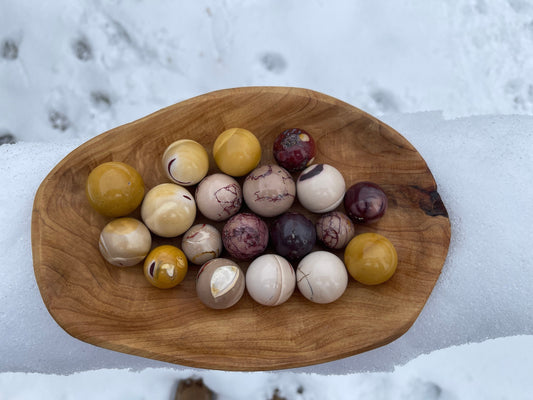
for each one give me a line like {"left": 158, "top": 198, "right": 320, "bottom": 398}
{"left": 1, "top": 111, "right": 531, "bottom": 375}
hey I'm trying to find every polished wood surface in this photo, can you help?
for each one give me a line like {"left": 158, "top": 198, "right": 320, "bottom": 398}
{"left": 31, "top": 87, "right": 451, "bottom": 371}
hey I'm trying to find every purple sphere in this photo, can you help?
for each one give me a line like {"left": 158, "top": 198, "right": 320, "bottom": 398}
{"left": 344, "top": 181, "right": 388, "bottom": 224}
{"left": 222, "top": 213, "right": 269, "bottom": 260}
{"left": 270, "top": 212, "right": 316, "bottom": 260}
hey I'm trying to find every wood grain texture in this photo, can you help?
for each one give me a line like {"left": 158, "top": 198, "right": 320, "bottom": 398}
{"left": 31, "top": 87, "right": 451, "bottom": 371}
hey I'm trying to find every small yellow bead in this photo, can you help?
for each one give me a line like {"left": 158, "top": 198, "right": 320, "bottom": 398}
{"left": 213, "top": 128, "right": 261, "bottom": 177}
{"left": 86, "top": 161, "right": 144, "bottom": 217}
{"left": 143, "top": 245, "right": 188, "bottom": 289}
{"left": 344, "top": 233, "right": 398, "bottom": 285}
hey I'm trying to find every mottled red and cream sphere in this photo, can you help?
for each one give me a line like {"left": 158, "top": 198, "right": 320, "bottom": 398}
{"left": 222, "top": 212, "right": 269, "bottom": 260}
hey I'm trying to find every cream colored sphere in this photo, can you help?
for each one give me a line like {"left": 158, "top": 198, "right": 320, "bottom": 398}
{"left": 141, "top": 183, "right": 196, "bottom": 237}
{"left": 98, "top": 217, "right": 152, "bottom": 267}
{"left": 162, "top": 139, "right": 209, "bottom": 186}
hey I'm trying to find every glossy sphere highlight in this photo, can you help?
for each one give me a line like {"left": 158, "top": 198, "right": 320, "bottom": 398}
{"left": 344, "top": 181, "right": 388, "bottom": 224}
{"left": 243, "top": 164, "right": 295, "bottom": 217}
{"left": 213, "top": 128, "right": 261, "bottom": 177}
{"left": 344, "top": 233, "right": 398, "bottom": 285}
{"left": 222, "top": 213, "right": 268, "bottom": 260}
{"left": 86, "top": 161, "right": 144, "bottom": 217}
{"left": 141, "top": 183, "right": 196, "bottom": 237}
{"left": 195, "top": 174, "right": 242, "bottom": 221}
{"left": 270, "top": 212, "right": 316, "bottom": 260}
{"left": 143, "top": 245, "right": 188, "bottom": 289}
{"left": 182, "top": 224, "right": 222, "bottom": 265}
{"left": 162, "top": 139, "right": 209, "bottom": 186}
{"left": 316, "top": 211, "right": 355, "bottom": 250}
{"left": 99, "top": 218, "right": 151, "bottom": 267}
{"left": 196, "top": 258, "right": 245, "bottom": 309}
{"left": 296, "top": 251, "right": 348, "bottom": 304}
{"left": 273, "top": 128, "right": 316, "bottom": 172}
{"left": 296, "top": 164, "right": 346, "bottom": 213}
{"left": 246, "top": 254, "right": 295, "bottom": 306}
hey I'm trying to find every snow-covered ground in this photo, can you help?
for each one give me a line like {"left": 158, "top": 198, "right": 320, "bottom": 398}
{"left": 2, "top": 0, "right": 533, "bottom": 398}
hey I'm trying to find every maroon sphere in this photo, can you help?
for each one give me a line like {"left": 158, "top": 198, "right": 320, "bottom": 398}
{"left": 344, "top": 181, "right": 388, "bottom": 224}
{"left": 273, "top": 128, "right": 316, "bottom": 172}
{"left": 222, "top": 212, "right": 269, "bottom": 260}
{"left": 270, "top": 212, "right": 316, "bottom": 260}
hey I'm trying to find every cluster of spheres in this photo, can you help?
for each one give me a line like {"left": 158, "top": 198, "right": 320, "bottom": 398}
{"left": 86, "top": 127, "right": 398, "bottom": 310}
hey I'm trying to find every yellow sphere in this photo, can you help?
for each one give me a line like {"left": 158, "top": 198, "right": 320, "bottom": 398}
{"left": 143, "top": 245, "right": 188, "bottom": 289}
{"left": 344, "top": 233, "right": 398, "bottom": 285}
{"left": 162, "top": 139, "right": 209, "bottom": 186}
{"left": 213, "top": 128, "right": 261, "bottom": 177}
{"left": 86, "top": 161, "right": 144, "bottom": 217}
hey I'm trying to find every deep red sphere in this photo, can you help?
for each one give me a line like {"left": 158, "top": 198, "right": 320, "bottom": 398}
{"left": 273, "top": 128, "right": 316, "bottom": 172}
{"left": 344, "top": 182, "right": 388, "bottom": 224}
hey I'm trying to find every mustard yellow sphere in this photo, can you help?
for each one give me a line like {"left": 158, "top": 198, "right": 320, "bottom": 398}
{"left": 86, "top": 161, "right": 144, "bottom": 217}
{"left": 213, "top": 128, "right": 261, "bottom": 177}
{"left": 143, "top": 245, "right": 188, "bottom": 289}
{"left": 344, "top": 233, "right": 398, "bottom": 285}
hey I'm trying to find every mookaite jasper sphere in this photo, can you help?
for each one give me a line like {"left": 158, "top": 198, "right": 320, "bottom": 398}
{"left": 273, "top": 128, "right": 316, "bottom": 172}
{"left": 143, "top": 245, "right": 188, "bottom": 289}
{"left": 213, "top": 128, "right": 262, "bottom": 177}
{"left": 296, "top": 164, "right": 346, "bottom": 213}
{"left": 86, "top": 161, "right": 144, "bottom": 217}
{"left": 98, "top": 217, "right": 152, "bottom": 267}
{"left": 196, "top": 258, "right": 245, "bottom": 309}
{"left": 195, "top": 174, "right": 242, "bottom": 221}
{"left": 316, "top": 211, "right": 355, "bottom": 250}
{"left": 141, "top": 183, "right": 196, "bottom": 237}
{"left": 344, "top": 181, "right": 388, "bottom": 224}
{"left": 270, "top": 212, "right": 316, "bottom": 260}
{"left": 243, "top": 164, "right": 295, "bottom": 217}
{"left": 246, "top": 254, "right": 295, "bottom": 306}
{"left": 162, "top": 139, "right": 209, "bottom": 186}
{"left": 344, "top": 233, "right": 398, "bottom": 285}
{"left": 296, "top": 251, "right": 348, "bottom": 304}
{"left": 181, "top": 224, "right": 222, "bottom": 265}
{"left": 222, "top": 213, "right": 268, "bottom": 260}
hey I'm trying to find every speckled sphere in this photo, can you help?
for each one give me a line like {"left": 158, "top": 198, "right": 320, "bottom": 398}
{"left": 296, "top": 251, "right": 348, "bottom": 304}
{"left": 99, "top": 217, "right": 152, "bottom": 267}
{"left": 222, "top": 213, "right": 269, "bottom": 260}
{"left": 344, "top": 233, "right": 398, "bottom": 285}
{"left": 213, "top": 128, "right": 262, "bottom": 177}
{"left": 270, "top": 212, "right": 316, "bottom": 260}
{"left": 246, "top": 254, "right": 295, "bottom": 306}
{"left": 273, "top": 128, "right": 316, "bottom": 172}
{"left": 243, "top": 164, "right": 295, "bottom": 217}
{"left": 86, "top": 161, "right": 144, "bottom": 217}
{"left": 181, "top": 224, "right": 223, "bottom": 265}
{"left": 162, "top": 139, "right": 209, "bottom": 186}
{"left": 141, "top": 183, "right": 196, "bottom": 237}
{"left": 296, "top": 164, "right": 346, "bottom": 213}
{"left": 143, "top": 245, "right": 188, "bottom": 289}
{"left": 195, "top": 173, "right": 242, "bottom": 221}
{"left": 316, "top": 211, "right": 356, "bottom": 250}
{"left": 196, "top": 258, "right": 245, "bottom": 309}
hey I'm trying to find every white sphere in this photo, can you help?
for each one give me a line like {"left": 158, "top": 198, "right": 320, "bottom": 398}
{"left": 296, "top": 251, "right": 348, "bottom": 304}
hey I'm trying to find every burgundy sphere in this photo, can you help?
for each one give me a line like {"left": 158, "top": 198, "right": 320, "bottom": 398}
{"left": 344, "top": 181, "right": 388, "bottom": 224}
{"left": 270, "top": 212, "right": 316, "bottom": 260}
{"left": 273, "top": 128, "right": 316, "bottom": 172}
{"left": 222, "top": 212, "right": 269, "bottom": 260}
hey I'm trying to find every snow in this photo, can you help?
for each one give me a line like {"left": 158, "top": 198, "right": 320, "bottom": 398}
{"left": 2, "top": 0, "right": 533, "bottom": 397}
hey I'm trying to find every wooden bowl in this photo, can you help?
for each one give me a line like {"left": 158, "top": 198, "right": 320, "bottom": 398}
{"left": 31, "top": 87, "right": 451, "bottom": 371}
